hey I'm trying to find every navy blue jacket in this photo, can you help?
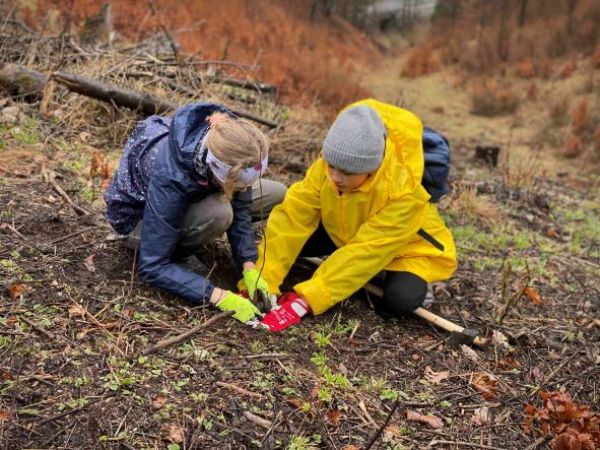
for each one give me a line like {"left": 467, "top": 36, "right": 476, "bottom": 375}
{"left": 104, "top": 103, "right": 258, "bottom": 304}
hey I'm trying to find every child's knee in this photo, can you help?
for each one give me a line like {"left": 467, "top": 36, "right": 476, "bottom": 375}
{"left": 381, "top": 272, "right": 428, "bottom": 316}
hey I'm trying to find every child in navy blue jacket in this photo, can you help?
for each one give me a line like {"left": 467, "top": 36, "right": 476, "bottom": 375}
{"left": 104, "top": 103, "right": 286, "bottom": 323}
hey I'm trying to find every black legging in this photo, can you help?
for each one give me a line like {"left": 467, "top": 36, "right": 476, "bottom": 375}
{"left": 298, "top": 223, "right": 427, "bottom": 316}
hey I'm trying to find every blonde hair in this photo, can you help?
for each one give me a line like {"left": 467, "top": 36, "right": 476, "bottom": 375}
{"left": 206, "top": 113, "right": 269, "bottom": 199}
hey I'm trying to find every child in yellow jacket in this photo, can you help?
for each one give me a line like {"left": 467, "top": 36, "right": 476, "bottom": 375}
{"left": 254, "top": 99, "right": 457, "bottom": 331}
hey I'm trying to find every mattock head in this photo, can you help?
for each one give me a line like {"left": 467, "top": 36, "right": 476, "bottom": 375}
{"left": 447, "top": 328, "right": 480, "bottom": 346}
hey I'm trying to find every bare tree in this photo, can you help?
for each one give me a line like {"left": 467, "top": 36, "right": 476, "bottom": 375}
{"left": 517, "top": 0, "right": 528, "bottom": 27}
{"left": 497, "top": 0, "right": 510, "bottom": 62}
{"left": 566, "top": 0, "right": 578, "bottom": 36}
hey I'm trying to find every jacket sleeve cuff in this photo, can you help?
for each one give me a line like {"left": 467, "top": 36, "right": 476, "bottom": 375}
{"left": 293, "top": 276, "right": 331, "bottom": 315}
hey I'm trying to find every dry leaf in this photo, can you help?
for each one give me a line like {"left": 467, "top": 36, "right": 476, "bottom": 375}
{"left": 89, "top": 152, "right": 102, "bottom": 178}
{"left": 76, "top": 329, "right": 90, "bottom": 340}
{"left": 472, "top": 406, "right": 489, "bottom": 426}
{"left": 552, "top": 430, "right": 595, "bottom": 450}
{"left": 165, "top": 423, "right": 184, "bottom": 443}
{"left": 153, "top": 395, "right": 168, "bottom": 410}
{"left": 472, "top": 372, "right": 498, "bottom": 400}
{"left": 491, "top": 330, "right": 510, "bottom": 350}
{"left": 68, "top": 304, "right": 86, "bottom": 318}
{"left": 424, "top": 366, "right": 450, "bottom": 384}
{"left": 84, "top": 254, "right": 96, "bottom": 273}
{"left": 530, "top": 365, "right": 545, "bottom": 382}
{"left": 0, "top": 410, "right": 12, "bottom": 422}
{"left": 326, "top": 410, "right": 342, "bottom": 427}
{"left": 523, "top": 287, "right": 543, "bottom": 305}
{"left": 101, "top": 162, "right": 111, "bottom": 190}
{"left": 384, "top": 425, "right": 403, "bottom": 438}
{"left": 406, "top": 410, "right": 444, "bottom": 429}
{"left": 79, "top": 131, "right": 91, "bottom": 143}
{"left": 342, "top": 446, "right": 361, "bottom": 450}
{"left": 495, "top": 409, "right": 512, "bottom": 424}
{"left": 286, "top": 398, "right": 304, "bottom": 410}
{"left": 9, "top": 283, "right": 26, "bottom": 299}
{"left": 498, "top": 356, "right": 521, "bottom": 370}
{"left": 461, "top": 344, "right": 480, "bottom": 362}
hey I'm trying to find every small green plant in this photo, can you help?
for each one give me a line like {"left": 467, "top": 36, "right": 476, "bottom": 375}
{"left": 320, "top": 366, "right": 350, "bottom": 388}
{"left": 58, "top": 398, "right": 89, "bottom": 411}
{"left": 190, "top": 392, "right": 208, "bottom": 403}
{"left": 202, "top": 418, "right": 213, "bottom": 431}
{"left": 317, "top": 387, "right": 332, "bottom": 403}
{"left": 11, "top": 118, "right": 40, "bottom": 145}
{"left": 311, "top": 331, "right": 331, "bottom": 348}
{"left": 309, "top": 351, "right": 328, "bottom": 368}
{"left": 74, "top": 376, "right": 90, "bottom": 387}
{"left": 250, "top": 339, "right": 264, "bottom": 354}
{"left": 0, "top": 336, "right": 12, "bottom": 349}
{"left": 173, "top": 378, "right": 189, "bottom": 392}
{"left": 103, "top": 360, "right": 141, "bottom": 392}
{"left": 380, "top": 385, "right": 410, "bottom": 401}
{"left": 252, "top": 373, "right": 275, "bottom": 390}
{"left": 334, "top": 317, "right": 359, "bottom": 336}
{"left": 0, "top": 380, "right": 16, "bottom": 397}
{"left": 287, "top": 434, "right": 317, "bottom": 450}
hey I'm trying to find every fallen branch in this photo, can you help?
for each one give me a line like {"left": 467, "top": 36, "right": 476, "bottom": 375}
{"left": 41, "top": 168, "right": 91, "bottom": 217}
{"left": 0, "top": 63, "right": 279, "bottom": 128}
{"left": 141, "top": 311, "right": 232, "bottom": 355}
{"left": 364, "top": 400, "right": 400, "bottom": 450}
{"left": 243, "top": 411, "right": 272, "bottom": 429}
{"left": 19, "top": 315, "right": 55, "bottom": 340}
{"left": 162, "top": 79, "right": 278, "bottom": 128}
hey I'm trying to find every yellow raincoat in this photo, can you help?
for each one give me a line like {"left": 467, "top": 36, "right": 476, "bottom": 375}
{"left": 257, "top": 99, "right": 457, "bottom": 315}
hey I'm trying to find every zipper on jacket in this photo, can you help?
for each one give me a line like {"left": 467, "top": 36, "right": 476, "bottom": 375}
{"left": 339, "top": 193, "right": 346, "bottom": 241}
{"left": 417, "top": 228, "right": 445, "bottom": 252}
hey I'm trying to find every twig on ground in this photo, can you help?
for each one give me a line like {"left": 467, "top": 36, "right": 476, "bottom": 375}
{"left": 243, "top": 411, "right": 272, "bottom": 429}
{"left": 36, "top": 397, "right": 103, "bottom": 426}
{"left": 141, "top": 311, "right": 233, "bottom": 355}
{"left": 19, "top": 315, "right": 55, "bottom": 340}
{"left": 364, "top": 400, "right": 400, "bottom": 450}
{"left": 47, "top": 226, "right": 97, "bottom": 245}
{"left": 41, "top": 168, "right": 91, "bottom": 216}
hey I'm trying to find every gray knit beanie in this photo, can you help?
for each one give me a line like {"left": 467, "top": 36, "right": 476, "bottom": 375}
{"left": 323, "top": 105, "right": 386, "bottom": 174}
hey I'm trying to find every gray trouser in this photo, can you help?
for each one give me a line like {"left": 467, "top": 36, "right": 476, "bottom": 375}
{"left": 125, "top": 179, "right": 287, "bottom": 256}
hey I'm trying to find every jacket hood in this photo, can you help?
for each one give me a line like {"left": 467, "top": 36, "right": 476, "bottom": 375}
{"left": 168, "top": 103, "right": 234, "bottom": 176}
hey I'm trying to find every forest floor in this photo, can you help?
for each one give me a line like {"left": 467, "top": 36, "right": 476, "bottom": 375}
{"left": 1, "top": 25, "right": 600, "bottom": 450}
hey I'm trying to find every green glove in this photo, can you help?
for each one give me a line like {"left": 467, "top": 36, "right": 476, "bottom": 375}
{"left": 243, "top": 269, "right": 270, "bottom": 302}
{"left": 215, "top": 291, "right": 262, "bottom": 323}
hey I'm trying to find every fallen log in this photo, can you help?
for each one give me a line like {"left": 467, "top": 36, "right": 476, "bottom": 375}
{"left": 206, "top": 76, "right": 277, "bottom": 95}
{"left": 0, "top": 63, "right": 279, "bottom": 128}
{"left": 0, "top": 63, "right": 47, "bottom": 99}
{"left": 53, "top": 70, "right": 176, "bottom": 116}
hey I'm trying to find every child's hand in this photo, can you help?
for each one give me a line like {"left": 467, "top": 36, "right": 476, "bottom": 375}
{"left": 242, "top": 268, "right": 270, "bottom": 302}
{"left": 260, "top": 293, "right": 309, "bottom": 332}
{"left": 215, "top": 291, "right": 263, "bottom": 323}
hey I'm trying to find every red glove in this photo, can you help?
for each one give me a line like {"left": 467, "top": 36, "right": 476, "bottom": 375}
{"left": 260, "top": 292, "right": 310, "bottom": 332}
